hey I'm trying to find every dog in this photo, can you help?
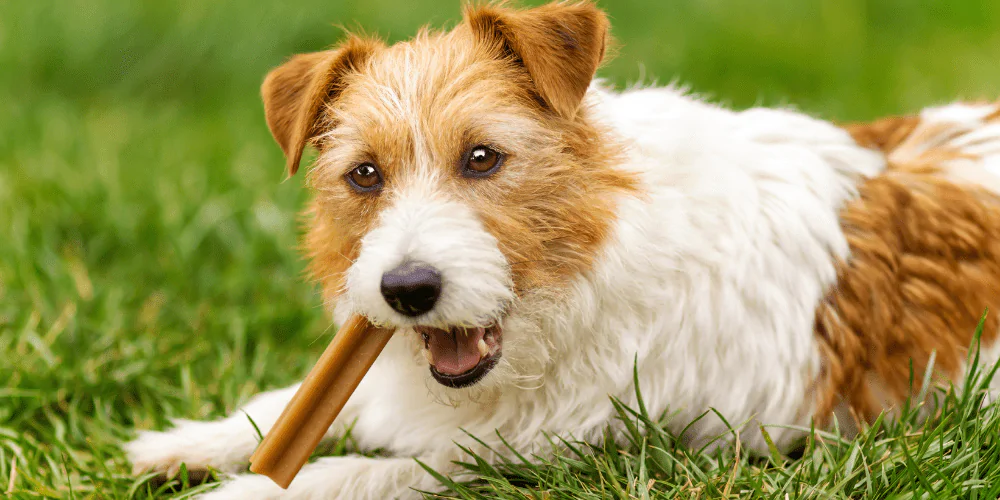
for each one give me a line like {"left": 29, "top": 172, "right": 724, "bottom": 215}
{"left": 126, "top": 2, "right": 1000, "bottom": 498}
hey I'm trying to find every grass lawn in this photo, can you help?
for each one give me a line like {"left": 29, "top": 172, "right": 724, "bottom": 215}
{"left": 2, "top": 0, "right": 1000, "bottom": 498}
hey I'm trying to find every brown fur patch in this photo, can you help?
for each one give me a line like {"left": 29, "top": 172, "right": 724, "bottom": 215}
{"left": 986, "top": 104, "right": 1000, "bottom": 122}
{"left": 469, "top": 112, "right": 635, "bottom": 296}
{"left": 815, "top": 159, "right": 1000, "bottom": 424}
{"left": 846, "top": 115, "right": 975, "bottom": 175}
{"left": 845, "top": 115, "right": 921, "bottom": 155}
{"left": 277, "top": 4, "right": 637, "bottom": 308}
{"left": 845, "top": 102, "right": 1000, "bottom": 178}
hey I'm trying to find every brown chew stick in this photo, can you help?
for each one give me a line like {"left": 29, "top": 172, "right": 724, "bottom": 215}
{"left": 248, "top": 315, "right": 393, "bottom": 488}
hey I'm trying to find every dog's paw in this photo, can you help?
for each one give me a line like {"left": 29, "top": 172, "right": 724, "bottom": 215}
{"left": 193, "top": 456, "right": 431, "bottom": 500}
{"left": 196, "top": 475, "right": 284, "bottom": 500}
{"left": 126, "top": 419, "right": 256, "bottom": 477}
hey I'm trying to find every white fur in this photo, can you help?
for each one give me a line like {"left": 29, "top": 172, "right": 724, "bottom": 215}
{"left": 920, "top": 103, "right": 1000, "bottom": 163}
{"left": 894, "top": 102, "right": 1000, "bottom": 193}
{"left": 128, "top": 84, "right": 890, "bottom": 499}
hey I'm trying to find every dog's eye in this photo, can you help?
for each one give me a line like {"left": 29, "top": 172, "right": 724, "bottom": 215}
{"left": 462, "top": 145, "right": 503, "bottom": 178}
{"left": 346, "top": 163, "right": 383, "bottom": 192}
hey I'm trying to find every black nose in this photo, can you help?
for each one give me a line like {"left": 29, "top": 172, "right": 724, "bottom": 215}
{"left": 380, "top": 261, "right": 442, "bottom": 317}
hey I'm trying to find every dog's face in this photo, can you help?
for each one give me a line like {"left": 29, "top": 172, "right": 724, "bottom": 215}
{"left": 262, "top": 2, "right": 635, "bottom": 393}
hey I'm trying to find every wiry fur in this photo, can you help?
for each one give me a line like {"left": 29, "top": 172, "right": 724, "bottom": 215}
{"left": 822, "top": 102, "right": 1000, "bottom": 426}
{"left": 125, "top": 3, "right": 1000, "bottom": 499}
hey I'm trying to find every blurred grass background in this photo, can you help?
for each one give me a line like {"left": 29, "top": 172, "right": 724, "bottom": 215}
{"left": 0, "top": 0, "right": 998, "bottom": 497}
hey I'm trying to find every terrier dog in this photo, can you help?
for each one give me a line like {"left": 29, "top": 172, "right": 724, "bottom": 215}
{"left": 126, "top": 2, "right": 1000, "bottom": 498}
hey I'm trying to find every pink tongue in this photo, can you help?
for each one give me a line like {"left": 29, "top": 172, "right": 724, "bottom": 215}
{"left": 427, "top": 327, "right": 485, "bottom": 375}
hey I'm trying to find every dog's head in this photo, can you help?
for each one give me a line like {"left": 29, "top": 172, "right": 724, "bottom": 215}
{"left": 261, "top": 2, "right": 635, "bottom": 395}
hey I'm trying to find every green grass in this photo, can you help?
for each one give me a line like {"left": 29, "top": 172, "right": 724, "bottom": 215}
{"left": 1, "top": 0, "right": 999, "bottom": 498}
{"left": 425, "top": 344, "right": 1000, "bottom": 499}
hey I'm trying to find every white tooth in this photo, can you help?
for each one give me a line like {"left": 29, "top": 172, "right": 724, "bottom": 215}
{"left": 478, "top": 339, "right": 489, "bottom": 357}
{"left": 423, "top": 349, "right": 434, "bottom": 365}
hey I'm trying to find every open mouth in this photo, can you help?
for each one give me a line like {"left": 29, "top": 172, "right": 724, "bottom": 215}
{"left": 415, "top": 323, "right": 502, "bottom": 388}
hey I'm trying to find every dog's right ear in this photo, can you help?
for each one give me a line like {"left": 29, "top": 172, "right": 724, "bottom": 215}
{"left": 261, "top": 36, "right": 382, "bottom": 176}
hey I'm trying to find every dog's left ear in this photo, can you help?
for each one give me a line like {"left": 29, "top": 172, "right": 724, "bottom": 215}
{"left": 465, "top": 1, "right": 610, "bottom": 119}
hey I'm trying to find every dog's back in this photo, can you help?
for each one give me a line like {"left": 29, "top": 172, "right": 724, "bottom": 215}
{"left": 818, "top": 102, "right": 1000, "bottom": 422}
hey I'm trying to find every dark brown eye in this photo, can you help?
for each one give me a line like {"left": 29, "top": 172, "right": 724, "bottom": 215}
{"left": 462, "top": 145, "right": 503, "bottom": 177}
{"left": 346, "top": 163, "right": 383, "bottom": 192}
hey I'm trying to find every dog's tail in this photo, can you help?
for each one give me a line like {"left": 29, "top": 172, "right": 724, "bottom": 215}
{"left": 846, "top": 101, "right": 1000, "bottom": 191}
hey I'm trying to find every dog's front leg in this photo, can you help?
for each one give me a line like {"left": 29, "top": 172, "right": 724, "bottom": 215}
{"left": 198, "top": 451, "right": 461, "bottom": 500}
{"left": 126, "top": 380, "right": 367, "bottom": 478}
